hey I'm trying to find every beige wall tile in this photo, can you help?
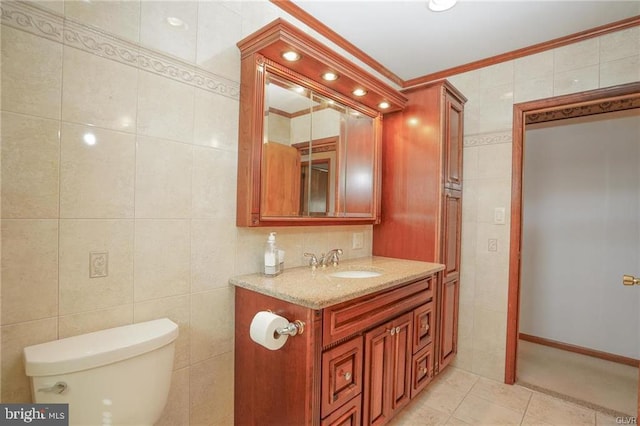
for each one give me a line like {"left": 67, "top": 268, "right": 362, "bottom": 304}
{"left": 190, "top": 288, "right": 234, "bottom": 363}
{"left": 60, "top": 123, "right": 135, "bottom": 218}
{"left": 600, "top": 55, "right": 640, "bottom": 87}
{"left": 477, "top": 84, "right": 514, "bottom": 133}
{"left": 553, "top": 65, "right": 599, "bottom": 96}
{"left": 135, "top": 136, "right": 193, "bottom": 219}
{"left": 136, "top": 71, "right": 195, "bottom": 144}
{"left": 514, "top": 75, "right": 554, "bottom": 103}
{"left": 515, "top": 51, "right": 554, "bottom": 82}
{"left": 191, "top": 147, "right": 236, "bottom": 219}
{"left": 59, "top": 219, "right": 134, "bottom": 315}
{"left": 474, "top": 178, "right": 511, "bottom": 224}
{"left": 600, "top": 27, "right": 640, "bottom": 62}
{"left": 189, "top": 352, "right": 234, "bottom": 425}
{"left": 554, "top": 38, "right": 600, "bottom": 73}
{"left": 1, "top": 318, "right": 58, "bottom": 402}
{"left": 235, "top": 228, "right": 268, "bottom": 275}
{"left": 193, "top": 89, "right": 240, "bottom": 150}
{"left": 191, "top": 219, "right": 237, "bottom": 293}
{"left": 58, "top": 304, "right": 133, "bottom": 339}
{"left": 1, "top": 220, "right": 58, "bottom": 325}
{"left": 134, "top": 220, "right": 190, "bottom": 302}
{"left": 478, "top": 61, "right": 514, "bottom": 89}
{"left": 156, "top": 367, "right": 190, "bottom": 426}
{"left": 32, "top": 1, "right": 64, "bottom": 14}
{"left": 1, "top": 112, "right": 60, "bottom": 218}
{"left": 471, "top": 348, "right": 506, "bottom": 382}
{"left": 1, "top": 27, "right": 62, "bottom": 119}
{"left": 240, "top": 0, "right": 280, "bottom": 38}
{"left": 196, "top": 2, "right": 242, "bottom": 80}
{"left": 134, "top": 295, "right": 190, "bottom": 370}
{"left": 61, "top": 47, "right": 138, "bottom": 132}
{"left": 64, "top": 0, "right": 141, "bottom": 42}
{"left": 140, "top": 1, "right": 198, "bottom": 63}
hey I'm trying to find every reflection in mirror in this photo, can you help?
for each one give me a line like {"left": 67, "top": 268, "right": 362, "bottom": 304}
{"left": 261, "top": 70, "right": 376, "bottom": 219}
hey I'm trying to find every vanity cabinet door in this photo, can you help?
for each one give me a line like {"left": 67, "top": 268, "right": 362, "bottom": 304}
{"left": 363, "top": 311, "right": 413, "bottom": 426}
{"left": 321, "top": 337, "right": 363, "bottom": 418}
{"left": 439, "top": 276, "right": 459, "bottom": 371}
{"left": 444, "top": 91, "right": 464, "bottom": 190}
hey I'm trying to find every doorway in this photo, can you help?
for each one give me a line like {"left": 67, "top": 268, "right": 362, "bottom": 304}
{"left": 504, "top": 82, "right": 640, "bottom": 417}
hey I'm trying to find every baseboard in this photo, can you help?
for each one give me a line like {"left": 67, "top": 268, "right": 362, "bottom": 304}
{"left": 519, "top": 333, "right": 639, "bottom": 367}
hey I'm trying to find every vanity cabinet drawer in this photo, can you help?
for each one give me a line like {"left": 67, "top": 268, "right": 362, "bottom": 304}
{"left": 411, "top": 344, "right": 434, "bottom": 398}
{"left": 413, "top": 302, "right": 434, "bottom": 353}
{"left": 323, "top": 276, "right": 433, "bottom": 346}
{"left": 321, "top": 394, "right": 361, "bottom": 426}
{"left": 321, "top": 337, "right": 364, "bottom": 418}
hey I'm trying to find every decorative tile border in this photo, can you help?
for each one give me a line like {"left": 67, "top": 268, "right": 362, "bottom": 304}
{"left": 1, "top": 1, "right": 240, "bottom": 100}
{"left": 464, "top": 131, "right": 512, "bottom": 147}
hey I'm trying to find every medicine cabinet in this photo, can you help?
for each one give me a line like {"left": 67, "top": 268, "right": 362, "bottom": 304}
{"left": 236, "top": 19, "right": 407, "bottom": 226}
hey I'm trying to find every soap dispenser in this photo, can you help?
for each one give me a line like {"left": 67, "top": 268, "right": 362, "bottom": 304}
{"left": 264, "top": 232, "right": 281, "bottom": 277}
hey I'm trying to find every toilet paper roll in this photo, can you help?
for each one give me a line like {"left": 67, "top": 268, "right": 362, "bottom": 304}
{"left": 249, "top": 311, "right": 290, "bottom": 350}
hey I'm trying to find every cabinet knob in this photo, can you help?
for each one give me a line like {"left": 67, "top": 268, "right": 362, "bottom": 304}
{"left": 421, "top": 367, "right": 428, "bottom": 375}
{"left": 390, "top": 328, "right": 395, "bottom": 335}
{"left": 422, "top": 322, "right": 430, "bottom": 332}
{"left": 395, "top": 327, "right": 401, "bottom": 334}
{"left": 343, "top": 371, "right": 352, "bottom": 381}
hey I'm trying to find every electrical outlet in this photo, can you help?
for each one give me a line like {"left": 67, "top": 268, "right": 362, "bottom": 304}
{"left": 352, "top": 232, "right": 364, "bottom": 250}
{"left": 90, "top": 252, "right": 108, "bottom": 278}
{"left": 488, "top": 239, "right": 498, "bottom": 252}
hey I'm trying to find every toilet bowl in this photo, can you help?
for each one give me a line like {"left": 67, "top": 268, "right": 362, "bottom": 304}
{"left": 24, "top": 318, "right": 178, "bottom": 426}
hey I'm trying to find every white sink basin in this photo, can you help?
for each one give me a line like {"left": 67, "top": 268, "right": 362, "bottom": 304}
{"left": 329, "top": 270, "right": 382, "bottom": 279}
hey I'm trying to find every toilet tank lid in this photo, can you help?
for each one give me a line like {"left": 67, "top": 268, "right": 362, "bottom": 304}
{"left": 23, "top": 318, "right": 179, "bottom": 377}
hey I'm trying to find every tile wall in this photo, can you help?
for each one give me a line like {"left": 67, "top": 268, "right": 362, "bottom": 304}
{"left": 1, "top": 0, "right": 639, "bottom": 423}
{"left": 0, "top": 1, "right": 371, "bottom": 424}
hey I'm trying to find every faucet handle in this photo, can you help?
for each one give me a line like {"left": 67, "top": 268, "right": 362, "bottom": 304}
{"left": 303, "top": 253, "right": 319, "bottom": 270}
{"left": 328, "top": 248, "right": 343, "bottom": 266}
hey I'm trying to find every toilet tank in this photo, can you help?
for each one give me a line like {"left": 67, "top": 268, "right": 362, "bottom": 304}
{"left": 24, "top": 318, "right": 179, "bottom": 426}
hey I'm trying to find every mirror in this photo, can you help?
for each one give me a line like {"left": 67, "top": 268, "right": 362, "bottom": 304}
{"left": 261, "top": 70, "right": 376, "bottom": 219}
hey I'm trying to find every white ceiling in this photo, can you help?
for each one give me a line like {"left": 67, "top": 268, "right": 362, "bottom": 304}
{"left": 290, "top": 1, "right": 640, "bottom": 82}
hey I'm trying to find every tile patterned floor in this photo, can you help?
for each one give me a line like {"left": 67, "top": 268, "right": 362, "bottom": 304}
{"left": 389, "top": 367, "right": 636, "bottom": 426}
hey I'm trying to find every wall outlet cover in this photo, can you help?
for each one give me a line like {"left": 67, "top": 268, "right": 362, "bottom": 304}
{"left": 90, "top": 252, "right": 108, "bottom": 278}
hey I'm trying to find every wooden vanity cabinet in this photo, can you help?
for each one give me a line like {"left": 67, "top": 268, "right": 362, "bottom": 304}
{"left": 373, "top": 80, "right": 465, "bottom": 376}
{"left": 234, "top": 273, "right": 439, "bottom": 426}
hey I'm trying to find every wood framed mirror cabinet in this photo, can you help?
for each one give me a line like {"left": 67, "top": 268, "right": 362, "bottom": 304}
{"left": 236, "top": 19, "right": 407, "bottom": 226}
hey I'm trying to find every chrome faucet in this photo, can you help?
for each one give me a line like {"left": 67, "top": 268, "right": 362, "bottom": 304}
{"left": 321, "top": 249, "right": 343, "bottom": 267}
{"left": 304, "top": 253, "right": 319, "bottom": 270}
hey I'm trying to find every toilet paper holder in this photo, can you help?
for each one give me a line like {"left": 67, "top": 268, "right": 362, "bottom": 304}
{"left": 276, "top": 320, "right": 305, "bottom": 337}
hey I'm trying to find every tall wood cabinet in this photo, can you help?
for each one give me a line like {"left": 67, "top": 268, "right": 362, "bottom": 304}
{"left": 373, "top": 79, "right": 466, "bottom": 375}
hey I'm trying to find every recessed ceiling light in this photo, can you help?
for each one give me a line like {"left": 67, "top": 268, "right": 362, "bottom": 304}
{"left": 282, "top": 51, "right": 301, "bottom": 61}
{"left": 379, "top": 101, "right": 390, "bottom": 109}
{"left": 427, "top": 0, "right": 457, "bottom": 12}
{"left": 322, "top": 72, "right": 339, "bottom": 81}
{"left": 352, "top": 88, "right": 367, "bottom": 97}
{"left": 294, "top": 86, "right": 305, "bottom": 94}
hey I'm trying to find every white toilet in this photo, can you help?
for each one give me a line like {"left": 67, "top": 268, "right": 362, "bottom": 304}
{"left": 24, "top": 318, "right": 178, "bottom": 426}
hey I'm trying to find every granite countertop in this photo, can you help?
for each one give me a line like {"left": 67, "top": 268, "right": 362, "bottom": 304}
{"left": 229, "top": 256, "right": 444, "bottom": 309}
